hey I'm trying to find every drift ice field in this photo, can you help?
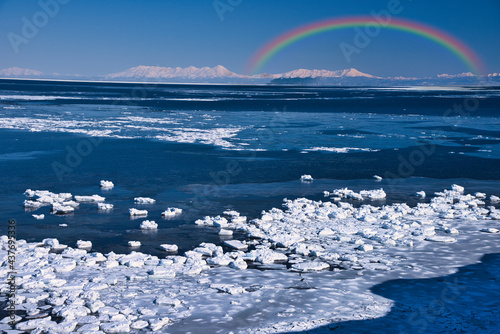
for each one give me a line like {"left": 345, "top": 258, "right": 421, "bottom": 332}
{"left": 0, "top": 80, "right": 499, "bottom": 333}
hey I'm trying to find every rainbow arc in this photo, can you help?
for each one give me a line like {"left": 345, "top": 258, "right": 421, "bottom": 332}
{"left": 247, "top": 17, "right": 486, "bottom": 76}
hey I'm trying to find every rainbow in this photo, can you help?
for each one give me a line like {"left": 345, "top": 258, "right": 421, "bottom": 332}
{"left": 247, "top": 16, "right": 486, "bottom": 75}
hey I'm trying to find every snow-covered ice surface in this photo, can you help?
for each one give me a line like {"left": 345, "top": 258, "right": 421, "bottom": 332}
{"left": 2, "top": 185, "right": 499, "bottom": 333}
{"left": 1, "top": 84, "right": 500, "bottom": 332}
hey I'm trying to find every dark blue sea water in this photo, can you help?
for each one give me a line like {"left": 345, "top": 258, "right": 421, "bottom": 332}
{"left": 1, "top": 79, "right": 499, "bottom": 256}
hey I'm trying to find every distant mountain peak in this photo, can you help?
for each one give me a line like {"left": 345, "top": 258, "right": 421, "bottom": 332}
{"left": 437, "top": 72, "right": 476, "bottom": 78}
{"left": 106, "top": 65, "right": 242, "bottom": 79}
{"left": 0, "top": 67, "right": 43, "bottom": 77}
{"left": 271, "top": 68, "right": 379, "bottom": 79}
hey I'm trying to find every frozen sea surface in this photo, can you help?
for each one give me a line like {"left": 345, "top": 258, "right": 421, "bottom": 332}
{"left": 0, "top": 80, "right": 499, "bottom": 332}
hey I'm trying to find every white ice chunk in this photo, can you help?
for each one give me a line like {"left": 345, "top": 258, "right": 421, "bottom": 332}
{"left": 32, "top": 214, "right": 45, "bottom": 220}
{"left": 373, "top": 175, "right": 382, "bottom": 181}
{"left": 160, "top": 244, "right": 178, "bottom": 252}
{"left": 134, "top": 197, "right": 156, "bottom": 204}
{"left": 161, "top": 207, "right": 182, "bottom": 217}
{"left": 356, "top": 244, "right": 374, "bottom": 252}
{"left": 450, "top": 184, "right": 464, "bottom": 193}
{"left": 219, "top": 229, "right": 233, "bottom": 236}
{"left": 76, "top": 240, "right": 92, "bottom": 249}
{"left": 97, "top": 202, "right": 114, "bottom": 210}
{"left": 52, "top": 203, "right": 75, "bottom": 214}
{"left": 415, "top": 191, "right": 426, "bottom": 198}
{"left": 318, "top": 227, "right": 335, "bottom": 237}
{"left": 291, "top": 261, "right": 330, "bottom": 272}
{"left": 100, "top": 180, "right": 114, "bottom": 189}
{"left": 425, "top": 236, "right": 457, "bottom": 243}
{"left": 229, "top": 258, "right": 248, "bottom": 270}
{"left": 129, "top": 208, "right": 148, "bottom": 216}
{"left": 224, "top": 240, "right": 248, "bottom": 250}
{"left": 480, "top": 227, "right": 499, "bottom": 233}
{"left": 140, "top": 220, "right": 157, "bottom": 230}
{"left": 24, "top": 200, "right": 43, "bottom": 209}
{"left": 128, "top": 241, "right": 141, "bottom": 247}
{"left": 100, "top": 321, "right": 130, "bottom": 333}
{"left": 300, "top": 174, "right": 313, "bottom": 182}
{"left": 75, "top": 195, "right": 105, "bottom": 202}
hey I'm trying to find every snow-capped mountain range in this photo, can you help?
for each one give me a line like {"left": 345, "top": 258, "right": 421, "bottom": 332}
{"left": 105, "top": 65, "right": 378, "bottom": 80}
{"left": 106, "top": 65, "right": 244, "bottom": 79}
{"left": 0, "top": 67, "right": 43, "bottom": 77}
{"left": 0, "top": 65, "right": 498, "bottom": 85}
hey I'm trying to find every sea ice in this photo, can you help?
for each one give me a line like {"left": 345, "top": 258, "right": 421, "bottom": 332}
{"left": 99, "top": 180, "right": 114, "bottom": 189}
{"left": 219, "top": 229, "right": 233, "bottom": 236}
{"left": 140, "top": 220, "right": 158, "bottom": 230}
{"left": 32, "top": 214, "right": 44, "bottom": 220}
{"left": 425, "top": 236, "right": 457, "bottom": 243}
{"left": 76, "top": 240, "right": 92, "bottom": 249}
{"left": 134, "top": 197, "right": 156, "bottom": 204}
{"left": 291, "top": 261, "right": 330, "bottom": 272}
{"left": 24, "top": 200, "right": 43, "bottom": 209}
{"left": 160, "top": 244, "right": 178, "bottom": 252}
{"left": 415, "top": 191, "right": 426, "bottom": 198}
{"left": 97, "top": 202, "right": 114, "bottom": 210}
{"left": 450, "top": 184, "right": 465, "bottom": 193}
{"left": 373, "top": 175, "right": 383, "bottom": 181}
{"left": 224, "top": 240, "right": 248, "bottom": 250}
{"left": 480, "top": 227, "right": 499, "bottom": 233}
{"left": 128, "top": 241, "right": 141, "bottom": 247}
{"left": 74, "top": 195, "right": 105, "bottom": 202}
{"left": 300, "top": 174, "right": 313, "bottom": 182}
{"left": 161, "top": 207, "right": 182, "bottom": 217}
{"left": 51, "top": 203, "right": 75, "bottom": 214}
{"left": 7, "top": 184, "right": 500, "bottom": 333}
{"left": 129, "top": 208, "right": 148, "bottom": 216}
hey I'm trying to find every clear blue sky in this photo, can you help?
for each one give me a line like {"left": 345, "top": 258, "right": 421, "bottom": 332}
{"left": 1, "top": 0, "right": 499, "bottom": 77}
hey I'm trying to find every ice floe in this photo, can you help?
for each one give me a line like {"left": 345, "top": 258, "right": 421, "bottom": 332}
{"left": 140, "top": 220, "right": 158, "bottom": 230}
{"left": 99, "top": 180, "right": 114, "bottom": 189}
{"left": 127, "top": 241, "right": 141, "bottom": 247}
{"left": 304, "top": 147, "right": 380, "bottom": 153}
{"left": 161, "top": 207, "right": 182, "bottom": 217}
{"left": 97, "top": 202, "right": 114, "bottom": 211}
{"left": 134, "top": 197, "right": 156, "bottom": 204}
{"left": 74, "top": 195, "right": 105, "bottom": 203}
{"left": 160, "top": 244, "right": 178, "bottom": 252}
{"left": 76, "top": 240, "right": 92, "bottom": 249}
{"left": 415, "top": 191, "right": 426, "bottom": 198}
{"left": 300, "top": 174, "right": 313, "bottom": 182}
{"left": 6, "top": 184, "right": 500, "bottom": 332}
{"left": 129, "top": 208, "right": 148, "bottom": 217}
{"left": 32, "top": 214, "right": 45, "bottom": 220}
